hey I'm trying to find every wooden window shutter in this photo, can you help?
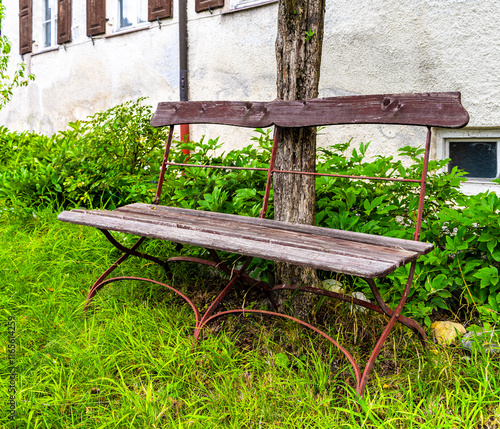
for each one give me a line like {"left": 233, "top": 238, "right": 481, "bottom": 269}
{"left": 148, "top": 0, "right": 173, "bottom": 21}
{"left": 195, "top": 0, "right": 224, "bottom": 13}
{"left": 86, "top": 0, "right": 105, "bottom": 36}
{"left": 57, "top": 0, "right": 72, "bottom": 44}
{"left": 19, "top": 0, "right": 32, "bottom": 54}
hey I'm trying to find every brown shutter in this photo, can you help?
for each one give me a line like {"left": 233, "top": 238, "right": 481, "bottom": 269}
{"left": 87, "top": 0, "right": 105, "bottom": 36}
{"left": 148, "top": 0, "right": 173, "bottom": 21}
{"left": 195, "top": 0, "right": 224, "bottom": 13}
{"left": 19, "top": 0, "right": 32, "bottom": 54}
{"left": 57, "top": 0, "right": 72, "bottom": 44}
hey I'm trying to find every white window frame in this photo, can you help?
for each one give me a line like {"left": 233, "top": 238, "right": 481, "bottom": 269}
{"left": 229, "top": 0, "right": 275, "bottom": 11}
{"left": 42, "top": 0, "right": 57, "bottom": 48}
{"left": 435, "top": 128, "right": 500, "bottom": 195}
{"left": 116, "top": 0, "right": 148, "bottom": 31}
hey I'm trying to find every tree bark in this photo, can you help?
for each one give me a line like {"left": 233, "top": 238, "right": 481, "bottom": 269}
{"left": 275, "top": 0, "right": 325, "bottom": 319}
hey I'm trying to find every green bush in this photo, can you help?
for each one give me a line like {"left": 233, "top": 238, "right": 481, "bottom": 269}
{"left": 160, "top": 128, "right": 272, "bottom": 217}
{"left": 0, "top": 98, "right": 168, "bottom": 209}
{"left": 157, "top": 133, "right": 500, "bottom": 327}
{"left": 313, "top": 140, "right": 500, "bottom": 327}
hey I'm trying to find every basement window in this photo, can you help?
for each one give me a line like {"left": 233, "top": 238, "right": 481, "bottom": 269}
{"left": 448, "top": 141, "right": 498, "bottom": 180}
{"left": 435, "top": 129, "right": 500, "bottom": 195}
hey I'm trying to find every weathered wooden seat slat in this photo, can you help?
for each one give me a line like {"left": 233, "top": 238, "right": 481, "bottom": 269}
{"left": 59, "top": 203, "right": 433, "bottom": 279}
{"left": 58, "top": 92, "right": 469, "bottom": 396}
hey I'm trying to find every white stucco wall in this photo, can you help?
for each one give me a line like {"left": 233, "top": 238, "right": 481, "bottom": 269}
{"left": 1, "top": 0, "right": 499, "bottom": 160}
{"left": 0, "top": 0, "right": 181, "bottom": 134}
{"left": 318, "top": 0, "right": 500, "bottom": 159}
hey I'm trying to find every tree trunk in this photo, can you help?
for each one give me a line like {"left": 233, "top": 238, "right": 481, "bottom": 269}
{"left": 274, "top": 0, "right": 325, "bottom": 319}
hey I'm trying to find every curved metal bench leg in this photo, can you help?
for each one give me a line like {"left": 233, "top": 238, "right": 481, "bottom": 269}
{"left": 198, "top": 309, "right": 362, "bottom": 393}
{"left": 167, "top": 250, "right": 278, "bottom": 311}
{"left": 357, "top": 261, "right": 417, "bottom": 395}
{"left": 364, "top": 277, "right": 428, "bottom": 348}
{"left": 92, "top": 276, "right": 201, "bottom": 326}
{"left": 194, "top": 256, "right": 254, "bottom": 341}
{"left": 85, "top": 230, "right": 420, "bottom": 397}
{"left": 86, "top": 230, "right": 175, "bottom": 310}
{"left": 273, "top": 283, "right": 386, "bottom": 314}
{"left": 272, "top": 262, "right": 421, "bottom": 396}
{"left": 100, "top": 229, "right": 167, "bottom": 268}
{"left": 273, "top": 278, "right": 427, "bottom": 348}
{"left": 207, "top": 249, "right": 278, "bottom": 311}
{"left": 85, "top": 236, "right": 147, "bottom": 310}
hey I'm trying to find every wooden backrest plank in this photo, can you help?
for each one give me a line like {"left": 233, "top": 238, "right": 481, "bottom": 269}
{"left": 151, "top": 101, "right": 272, "bottom": 128}
{"left": 151, "top": 92, "right": 469, "bottom": 129}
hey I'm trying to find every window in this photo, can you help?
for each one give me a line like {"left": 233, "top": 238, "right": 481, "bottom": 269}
{"left": 118, "top": 0, "right": 147, "bottom": 29}
{"left": 229, "top": 0, "right": 265, "bottom": 10}
{"left": 85, "top": 0, "right": 172, "bottom": 36}
{"left": 448, "top": 141, "right": 498, "bottom": 180}
{"left": 227, "top": 0, "right": 275, "bottom": 11}
{"left": 436, "top": 129, "right": 500, "bottom": 195}
{"left": 42, "top": 0, "right": 57, "bottom": 48}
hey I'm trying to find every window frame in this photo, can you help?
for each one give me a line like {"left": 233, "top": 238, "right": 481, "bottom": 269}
{"left": 42, "top": 0, "right": 57, "bottom": 49}
{"left": 228, "top": 0, "right": 273, "bottom": 11}
{"left": 435, "top": 128, "right": 500, "bottom": 195}
{"left": 85, "top": 0, "right": 172, "bottom": 39}
{"left": 116, "top": 0, "right": 148, "bottom": 32}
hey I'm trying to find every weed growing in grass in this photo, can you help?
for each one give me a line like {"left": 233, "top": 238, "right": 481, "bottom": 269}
{"left": 1, "top": 209, "right": 500, "bottom": 428}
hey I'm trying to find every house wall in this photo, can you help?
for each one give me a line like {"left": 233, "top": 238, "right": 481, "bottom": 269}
{"left": 320, "top": 0, "right": 500, "bottom": 160}
{"left": 1, "top": 0, "right": 499, "bottom": 164}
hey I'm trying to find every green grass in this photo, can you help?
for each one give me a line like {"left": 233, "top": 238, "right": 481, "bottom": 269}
{"left": 1, "top": 209, "right": 500, "bottom": 428}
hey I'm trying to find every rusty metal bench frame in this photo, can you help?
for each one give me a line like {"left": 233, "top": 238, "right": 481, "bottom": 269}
{"left": 58, "top": 92, "right": 469, "bottom": 396}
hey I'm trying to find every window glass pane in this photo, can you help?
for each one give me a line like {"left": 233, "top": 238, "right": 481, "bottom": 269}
{"left": 138, "top": 0, "right": 148, "bottom": 23}
{"left": 45, "top": 0, "right": 51, "bottom": 21}
{"left": 448, "top": 141, "right": 497, "bottom": 179}
{"left": 43, "top": 23, "right": 51, "bottom": 47}
{"left": 120, "top": 0, "right": 133, "bottom": 27}
{"left": 43, "top": 0, "right": 55, "bottom": 47}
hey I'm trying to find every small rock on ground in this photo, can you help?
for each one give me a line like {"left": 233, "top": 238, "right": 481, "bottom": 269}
{"left": 431, "top": 321, "right": 466, "bottom": 346}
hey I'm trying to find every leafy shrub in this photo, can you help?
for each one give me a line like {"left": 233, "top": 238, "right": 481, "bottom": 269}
{"left": 166, "top": 134, "right": 500, "bottom": 326}
{"left": 0, "top": 3, "right": 35, "bottom": 110}
{"left": 313, "top": 141, "right": 500, "bottom": 327}
{"left": 423, "top": 193, "right": 500, "bottom": 325}
{"left": 0, "top": 98, "right": 168, "bottom": 209}
{"left": 161, "top": 128, "right": 272, "bottom": 218}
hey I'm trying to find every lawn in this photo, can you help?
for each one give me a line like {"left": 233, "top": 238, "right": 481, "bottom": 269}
{"left": 1, "top": 209, "right": 500, "bottom": 428}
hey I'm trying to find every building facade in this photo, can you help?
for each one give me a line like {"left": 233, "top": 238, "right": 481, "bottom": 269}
{"left": 1, "top": 0, "right": 500, "bottom": 193}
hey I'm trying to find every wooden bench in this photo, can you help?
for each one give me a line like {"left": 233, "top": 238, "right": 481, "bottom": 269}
{"left": 58, "top": 92, "right": 469, "bottom": 396}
